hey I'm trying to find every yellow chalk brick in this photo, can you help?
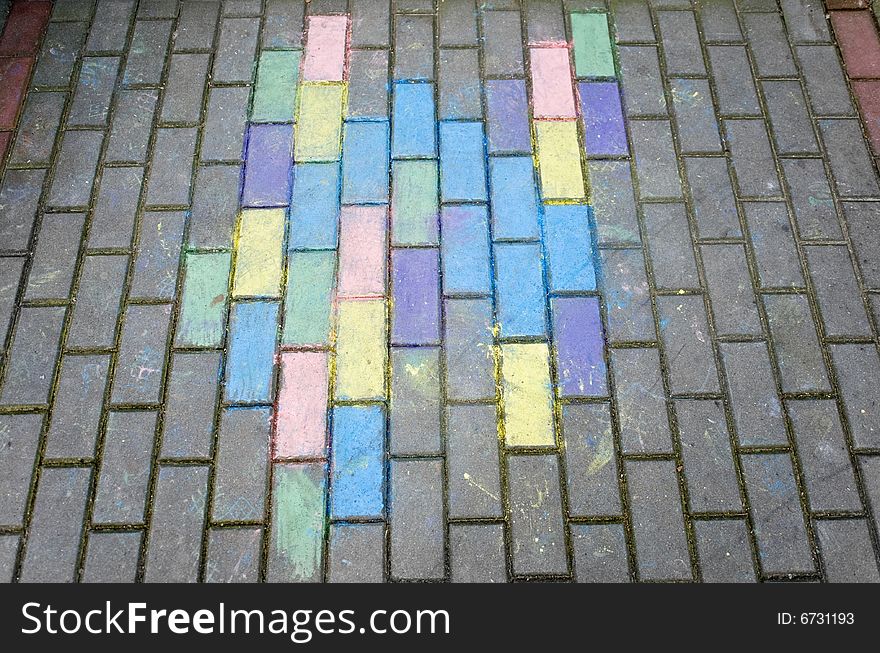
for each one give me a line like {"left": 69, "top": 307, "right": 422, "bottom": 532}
{"left": 295, "top": 82, "right": 345, "bottom": 162}
{"left": 335, "top": 299, "right": 386, "bottom": 401}
{"left": 232, "top": 208, "right": 285, "bottom": 298}
{"left": 501, "top": 343, "right": 555, "bottom": 447}
{"left": 534, "top": 120, "right": 586, "bottom": 200}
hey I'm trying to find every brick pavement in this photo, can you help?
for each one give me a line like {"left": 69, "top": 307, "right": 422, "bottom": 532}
{"left": 1, "top": 0, "right": 880, "bottom": 583}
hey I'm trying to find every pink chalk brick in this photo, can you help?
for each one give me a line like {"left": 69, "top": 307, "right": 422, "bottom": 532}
{"left": 530, "top": 46, "right": 577, "bottom": 119}
{"left": 302, "top": 15, "right": 349, "bottom": 81}
{"left": 275, "top": 351, "right": 329, "bottom": 459}
{"left": 337, "top": 205, "right": 387, "bottom": 299}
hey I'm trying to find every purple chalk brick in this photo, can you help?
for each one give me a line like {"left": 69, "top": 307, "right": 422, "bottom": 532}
{"left": 392, "top": 248, "right": 441, "bottom": 345}
{"left": 579, "top": 81, "right": 628, "bottom": 157}
{"left": 486, "top": 79, "right": 531, "bottom": 154}
{"left": 553, "top": 297, "right": 607, "bottom": 397}
{"left": 242, "top": 123, "right": 293, "bottom": 207}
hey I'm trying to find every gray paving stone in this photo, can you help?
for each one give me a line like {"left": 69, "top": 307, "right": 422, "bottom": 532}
{"left": 696, "top": 0, "right": 742, "bottom": 42}
{"left": 695, "top": 519, "right": 757, "bottom": 582}
{"left": 657, "top": 295, "right": 719, "bottom": 394}
{"left": 161, "top": 352, "right": 221, "bottom": 460}
{"left": 439, "top": 0, "right": 477, "bottom": 46}
{"left": 328, "top": 523, "right": 385, "bottom": 583}
{"left": 224, "top": 0, "right": 262, "bottom": 16}
{"left": 137, "top": 0, "right": 178, "bottom": 18}
{"left": 618, "top": 46, "right": 667, "bottom": 117}
{"left": 394, "top": 14, "right": 434, "bottom": 80}
{"left": 67, "top": 255, "right": 128, "bottom": 349}
{"left": 708, "top": 46, "right": 760, "bottom": 116}
{"left": 570, "top": 523, "right": 629, "bottom": 582}
{"left": 33, "top": 22, "right": 87, "bottom": 87}
{"left": 630, "top": 120, "right": 681, "bottom": 198}
{"left": 761, "top": 81, "right": 819, "bottom": 155}
{"left": 112, "top": 304, "right": 172, "bottom": 405}
{"left": 19, "top": 467, "right": 90, "bottom": 582}
{"left": 447, "top": 404, "right": 502, "bottom": 519}
{"left": 702, "top": 244, "right": 762, "bottom": 335}
{"left": 796, "top": 46, "right": 855, "bottom": 116}
{"left": 683, "top": 157, "right": 740, "bottom": 239}
{"left": 508, "top": 454, "right": 568, "bottom": 576}
{"left": 93, "top": 410, "right": 157, "bottom": 524}
{"left": 10, "top": 91, "right": 66, "bottom": 165}
{"left": 47, "top": 130, "right": 104, "bottom": 208}
{"left": 724, "top": 120, "right": 781, "bottom": 198}
{"left": 146, "top": 127, "right": 198, "bottom": 206}
{"left": 105, "top": 89, "right": 158, "bottom": 163}
{"left": 831, "top": 344, "right": 880, "bottom": 450}
{"left": 657, "top": 11, "right": 705, "bottom": 76}
{"left": 44, "top": 354, "right": 110, "bottom": 459}
{"left": 670, "top": 79, "right": 722, "bottom": 154}
{"left": 390, "top": 347, "right": 441, "bottom": 455}
{"left": 68, "top": 57, "right": 119, "bottom": 127}
{"left": 390, "top": 459, "right": 444, "bottom": 580}
{"left": 643, "top": 202, "right": 699, "bottom": 289}
{"left": 610, "top": 0, "right": 655, "bottom": 43}
{"left": 781, "top": 159, "right": 842, "bottom": 240}
{"left": 0, "top": 169, "right": 45, "bottom": 251}
{"left": 144, "top": 465, "right": 209, "bottom": 582}
{"left": 205, "top": 527, "right": 261, "bottom": 583}
{"left": 212, "top": 407, "right": 270, "bottom": 522}
{"left": 175, "top": 0, "right": 220, "bottom": 50}
{"left": 820, "top": 120, "right": 880, "bottom": 198}
{"left": 200, "top": 86, "right": 250, "bottom": 162}
{"left": 82, "top": 531, "right": 141, "bottom": 582}
{"left": 626, "top": 459, "right": 692, "bottom": 580}
{"left": 130, "top": 211, "right": 185, "bottom": 300}
{"left": 0, "top": 535, "right": 19, "bottom": 583}
{"left": 189, "top": 164, "right": 242, "bottom": 248}
{"left": 780, "top": 0, "right": 830, "bottom": 44}
{"left": 600, "top": 248, "right": 654, "bottom": 342}
{"left": 720, "top": 342, "right": 788, "bottom": 447}
{"left": 743, "top": 202, "right": 803, "bottom": 288}
{"left": 563, "top": 403, "right": 621, "bottom": 517}
{"left": 612, "top": 347, "right": 674, "bottom": 454}
{"left": 676, "top": 399, "right": 742, "bottom": 512}
{"left": 350, "top": 0, "right": 388, "bottom": 47}
{"left": 859, "top": 456, "right": 880, "bottom": 538}
{"left": 805, "top": 245, "right": 871, "bottom": 337}
{"left": 741, "top": 12, "right": 796, "bottom": 78}
{"left": 788, "top": 400, "right": 861, "bottom": 512}
{"left": 348, "top": 50, "right": 389, "bottom": 119}
{"left": 25, "top": 213, "right": 85, "bottom": 300}
{"left": 588, "top": 161, "right": 640, "bottom": 245}
{"left": 212, "top": 17, "right": 259, "bottom": 83}
{"left": 439, "top": 48, "right": 481, "bottom": 120}
{"left": 161, "top": 53, "right": 210, "bottom": 124}
{"left": 89, "top": 166, "right": 144, "bottom": 248}
{"left": 482, "top": 10, "right": 524, "bottom": 76}
{"left": 450, "top": 523, "right": 507, "bottom": 583}
{"left": 0, "top": 257, "right": 24, "bottom": 344}
{"left": 844, "top": 203, "right": 880, "bottom": 287}
{"left": 763, "top": 293, "right": 830, "bottom": 393}
{"left": 0, "top": 413, "right": 42, "bottom": 526}
{"left": 443, "top": 298, "right": 495, "bottom": 401}
{"left": 51, "top": 0, "right": 91, "bottom": 20}
{"left": 124, "top": 20, "right": 173, "bottom": 86}
{"left": 741, "top": 453, "right": 814, "bottom": 575}
{"left": 816, "top": 520, "right": 880, "bottom": 583}
{"left": 524, "top": 0, "right": 565, "bottom": 43}
{"left": 0, "top": 306, "right": 65, "bottom": 406}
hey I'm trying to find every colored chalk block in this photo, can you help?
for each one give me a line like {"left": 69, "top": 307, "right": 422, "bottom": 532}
{"left": 335, "top": 299, "right": 386, "bottom": 401}
{"left": 580, "top": 81, "right": 627, "bottom": 157}
{"left": 489, "top": 156, "right": 541, "bottom": 240}
{"left": 441, "top": 206, "right": 491, "bottom": 295}
{"left": 534, "top": 120, "right": 586, "bottom": 200}
{"left": 225, "top": 301, "right": 280, "bottom": 403}
{"left": 252, "top": 50, "right": 300, "bottom": 123}
{"left": 338, "top": 206, "right": 386, "bottom": 298}
{"left": 303, "top": 15, "right": 348, "bottom": 82}
{"left": 295, "top": 83, "right": 345, "bottom": 162}
{"left": 283, "top": 251, "right": 336, "bottom": 347}
{"left": 341, "top": 120, "right": 390, "bottom": 203}
{"left": 289, "top": 162, "right": 339, "bottom": 250}
{"left": 543, "top": 204, "right": 596, "bottom": 292}
{"left": 530, "top": 47, "right": 577, "bottom": 119}
{"left": 176, "top": 252, "right": 231, "bottom": 347}
{"left": 269, "top": 463, "right": 327, "bottom": 582}
{"left": 392, "top": 248, "right": 441, "bottom": 345}
{"left": 572, "top": 13, "right": 615, "bottom": 78}
{"left": 391, "top": 160, "right": 439, "bottom": 245}
{"left": 242, "top": 124, "right": 293, "bottom": 207}
{"left": 331, "top": 405, "right": 385, "bottom": 519}
{"left": 233, "top": 208, "right": 285, "bottom": 298}
{"left": 391, "top": 83, "right": 436, "bottom": 158}
{"left": 439, "top": 121, "right": 487, "bottom": 202}
{"left": 552, "top": 297, "right": 607, "bottom": 397}
{"left": 486, "top": 79, "right": 531, "bottom": 154}
{"left": 276, "top": 352, "right": 329, "bottom": 458}
{"left": 494, "top": 243, "right": 547, "bottom": 337}
{"left": 501, "top": 343, "right": 555, "bottom": 447}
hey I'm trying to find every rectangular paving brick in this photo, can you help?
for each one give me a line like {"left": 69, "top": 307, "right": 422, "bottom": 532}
{"left": 781, "top": 0, "right": 830, "bottom": 43}
{"left": 89, "top": 167, "right": 142, "bottom": 249}
{"left": 331, "top": 405, "right": 385, "bottom": 519}
{"left": 328, "top": 523, "right": 385, "bottom": 583}
{"left": 611, "top": 0, "right": 656, "bottom": 43}
{"left": 443, "top": 297, "right": 495, "bottom": 401}
{"left": 482, "top": 10, "right": 523, "bottom": 76}
{"left": 797, "top": 45, "right": 855, "bottom": 116}
{"left": 45, "top": 354, "right": 110, "bottom": 459}
{"left": 612, "top": 348, "right": 673, "bottom": 454}
{"left": 844, "top": 202, "right": 880, "bottom": 288}
{"left": 105, "top": 89, "right": 158, "bottom": 163}
{"left": 830, "top": 10, "right": 880, "bottom": 79}
{"left": 347, "top": 50, "right": 389, "bottom": 119}
{"left": 501, "top": 343, "right": 555, "bottom": 448}
{"left": 213, "top": 17, "right": 259, "bottom": 83}
{"left": 743, "top": 202, "right": 803, "bottom": 288}
{"left": 742, "top": 12, "right": 797, "bottom": 78}
{"left": 10, "top": 91, "right": 65, "bottom": 165}
{"left": 439, "top": 121, "right": 487, "bottom": 202}
{"left": 762, "top": 81, "right": 819, "bottom": 155}
{"left": 0, "top": 169, "right": 45, "bottom": 250}
{"left": 275, "top": 351, "right": 328, "bottom": 459}
{"left": 708, "top": 46, "right": 760, "bottom": 117}
{"left": 69, "top": 56, "right": 119, "bottom": 127}
{"left": 534, "top": 120, "right": 586, "bottom": 200}
{"left": 0, "top": 1, "right": 50, "bottom": 56}
{"left": 67, "top": 254, "right": 128, "bottom": 349}
{"left": 130, "top": 211, "right": 185, "bottom": 300}
{"left": 0, "top": 58, "right": 31, "bottom": 130}
{"left": 392, "top": 248, "right": 440, "bottom": 345}
{"left": 831, "top": 344, "right": 880, "bottom": 449}
{"left": 589, "top": 161, "right": 640, "bottom": 244}
{"left": 552, "top": 296, "right": 606, "bottom": 397}
{"left": 176, "top": 0, "right": 220, "bottom": 50}
{"left": 337, "top": 206, "right": 385, "bottom": 298}
{"left": 657, "top": 11, "right": 705, "bottom": 76}
{"left": 816, "top": 519, "right": 880, "bottom": 582}
{"left": 781, "top": 159, "right": 842, "bottom": 240}
{"left": 390, "top": 347, "right": 441, "bottom": 455}
{"left": 630, "top": 120, "right": 681, "bottom": 198}
{"left": 724, "top": 120, "right": 782, "bottom": 198}
{"left": 441, "top": 205, "right": 491, "bottom": 295}
{"left": 644, "top": 203, "right": 698, "bottom": 289}
{"left": 290, "top": 162, "right": 340, "bottom": 249}
{"left": 82, "top": 531, "right": 141, "bottom": 583}
{"left": 447, "top": 404, "right": 502, "bottom": 519}
{"left": 657, "top": 295, "right": 719, "bottom": 395}
{"left": 439, "top": 48, "right": 481, "bottom": 120}
{"left": 161, "top": 53, "right": 210, "bottom": 124}
{"left": 531, "top": 46, "right": 577, "bottom": 119}
{"left": 763, "top": 293, "right": 830, "bottom": 393}
{"left": 450, "top": 523, "right": 507, "bottom": 583}
{"left": 489, "top": 156, "right": 540, "bottom": 240}
{"left": 282, "top": 251, "right": 335, "bottom": 347}
{"left": 32, "top": 21, "right": 86, "bottom": 87}
{"left": 25, "top": 213, "right": 84, "bottom": 300}
{"left": 805, "top": 245, "right": 871, "bottom": 337}
{"left": 242, "top": 124, "right": 294, "bottom": 207}
{"left": 486, "top": 79, "right": 531, "bottom": 154}
{"left": 439, "top": 0, "right": 477, "bottom": 46}
{"left": 295, "top": 83, "right": 345, "bottom": 162}
{"left": 267, "top": 462, "right": 326, "bottom": 582}
{"left": 618, "top": 46, "right": 666, "bottom": 117}
{"left": 525, "top": 0, "right": 564, "bottom": 44}
{"left": 695, "top": 520, "right": 756, "bottom": 582}
{"left": 601, "top": 249, "right": 654, "bottom": 341}
{"left": 112, "top": 304, "right": 172, "bottom": 405}
{"left": 580, "top": 81, "right": 628, "bottom": 157}
{"left": 205, "top": 527, "right": 261, "bottom": 583}
{"left": 225, "top": 301, "right": 279, "bottom": 403}
{"left": 394, "top": 14, "right": 433, "bottom": 80}
{"left": 341, "top": 121, "right": 390, "bottom": 203}
{"left": 303, "top": 15, "right": 348, "bottom": 82}
{"left": 702, "top": 244, "right": 762, "bottom": 336}
{"left": 0, "top": 306, "right": 64, "bottom": 406}
{"left": 563, "top": 403, "right": 620, "bottom": 517}
{"left": 494, "top": 242, "right": 546, "bottom": 338}
{"left": 47, "top": 130, "right": 104, "bottom": 208}
{"left": 124, "top": 20, "right": 172, "bottom": 86}
{"left": 543, "top": 205, "right": 596, "bottom": 292}
{"left": 334, "top": 299, "right": 386, "bottom": 401}
{"left": 683, "top": 157, "right": 740, "bottom": 239}
{"left": 390, "top": 459, "right": 444, "bottom": 580}
{"left": 351, "top": 0, "right": 388, "bottom": 47}
{"left": 176, "top": 252, "right": 231, "bottom": 348}
{"left": 146, "top": 127, "right": 198, "bottom": 206}
{"left": 820, "top": 119, "right": 880, "bottom": 198}
{"left": 201, "top": 86, "right": 249, "bottom": 162}
{"left": 571, "top": 523, "right": 630, "bottom": 583}
{"left": 161, "top": 352, "right": 221, "bottom": 460}
{"left": 571, "top": 12, "right": 615, "bottom": 77}
{"left": 0, "top": 413, "right": 42, "bottom": 526}
{"left": 670, "top": 79, "right": 722, "bottom": 154}
{"left": 213, "top": 407, "right": 270, "bottom": 522}
{"left": 0, "top": 257, "right": 24, "bottom": 345}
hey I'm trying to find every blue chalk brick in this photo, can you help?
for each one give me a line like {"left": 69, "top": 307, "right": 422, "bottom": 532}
{"left": 392, "top": 83, "right": 436, "bottom": 158}
{"left": 489, "top": 156, "right": 541, "bottom": 240}
{"left": 543, "top": 204, "right": 596, "bottom": 292}
{"left": 440, "top": 121, "right": 487, "bottom": 202}
{"left": 289, "top": 163, "right": 339, "bottom": 250}
{"left": 331, "top": 405, "right": 385, "bottom": 519}
{"left": 225, "top": 301, "right": 279, "bottom": 403}
{"left": 494, "top": 242, "right": 547, "bottom": 337}
{"left": 441, "top": 205, "right": 491, "bottom": 295}
{"left": 342, "top": 120, "right": 390, "bottom": 204}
